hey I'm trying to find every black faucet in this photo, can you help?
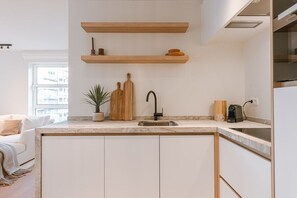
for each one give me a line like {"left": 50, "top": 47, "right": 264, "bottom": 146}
{"left": 146, "top": 90, "right": 163, "bottom": 120}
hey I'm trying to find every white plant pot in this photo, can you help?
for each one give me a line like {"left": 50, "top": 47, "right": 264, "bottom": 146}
{"left": 92, "top": 112, "right": 104, "bottom": 122}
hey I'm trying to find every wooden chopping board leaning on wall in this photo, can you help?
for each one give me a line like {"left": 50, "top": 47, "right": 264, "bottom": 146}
{"left": 110, "top": 82, "right": 124, "bottom": 120}
{"left": 123, "top": 73, "right": 133, "bottom": 121}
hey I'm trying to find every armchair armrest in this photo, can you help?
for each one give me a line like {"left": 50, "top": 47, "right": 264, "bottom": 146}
{"left": 19, "top": 129, "right": 35, "bottom": 145}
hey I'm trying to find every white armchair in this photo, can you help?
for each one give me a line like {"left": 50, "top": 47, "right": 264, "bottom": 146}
{"left": 0, "top": 115, "right": 54, "bottom": 165}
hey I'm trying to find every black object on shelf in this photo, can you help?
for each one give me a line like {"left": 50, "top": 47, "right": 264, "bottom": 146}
{"left": 91, "top": 37, "right": 95, "bottom": 55}
{"left": 98, "top": 48, "right": 104, "bottom": 55}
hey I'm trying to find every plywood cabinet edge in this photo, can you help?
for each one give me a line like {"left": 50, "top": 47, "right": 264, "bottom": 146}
{"left": 81, "top": 22, "right": 189, "bottom": 33}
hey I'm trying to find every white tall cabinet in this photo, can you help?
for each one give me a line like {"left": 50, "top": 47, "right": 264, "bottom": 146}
{"left": 42, "top": 136, "right": 105, "bottom": 198}
{"left": 160, "top": 136, "right": 214, "bottom": 198}
{"left": 274, "top": 86, "right": 297, "bottom": 197}
{"left": 105, "top": 136, "right": 159, "bottom": 198}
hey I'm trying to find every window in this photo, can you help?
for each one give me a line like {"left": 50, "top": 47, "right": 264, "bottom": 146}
{"left": 30, "top": 63, "right": 68, "bottom": 122}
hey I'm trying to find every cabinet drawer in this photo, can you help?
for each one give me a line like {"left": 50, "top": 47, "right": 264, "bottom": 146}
{"left": 219, "top": 137, "right": 271, "bottom": 198}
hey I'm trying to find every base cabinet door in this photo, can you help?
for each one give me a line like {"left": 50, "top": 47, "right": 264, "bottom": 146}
{"left": 105, "top": 136, "right": 159, "bottom": 198}
{"left": 42, "top": 136, "right": 104, "bottom": 198}
{"left": 160, "top": 135, "right": 214, "bottom": 198}
{"left": 220, "top": 178, "right": 240, "bottom": 198}
{"left": 220, "top": 137, "right": 271, "bottom": 198}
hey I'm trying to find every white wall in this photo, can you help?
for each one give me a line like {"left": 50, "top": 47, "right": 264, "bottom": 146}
{"left": 69, "top": 0, "right": 246, "bottom": 117}
{"left": 0, "top": 52, "right": 28, "bottom": 114}
{"left": 0, "top": 0, "right": 68, "bottom": 115}
{"left": 243, "top": 28, "right": 271, "bottom": 120}
{"left": 0, "top": 0, "right": 68, "bottom": 50}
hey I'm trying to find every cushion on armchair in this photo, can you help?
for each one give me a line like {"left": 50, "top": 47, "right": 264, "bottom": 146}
{"left": 21, "top": 115, "right": 51, "bottom": 132}
{"left": 0, "top": 120, "right": 22, "bottom": 136}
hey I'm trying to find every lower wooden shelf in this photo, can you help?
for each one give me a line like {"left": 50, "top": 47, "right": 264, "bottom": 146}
{"left": 81, "top": 55, "right": 189, "bottom": 64}
{"left": 274, "top": 80, "right": 297, "bottom": 88}
{"left": 274, "top": 55, "right": 297, "bottom": 63}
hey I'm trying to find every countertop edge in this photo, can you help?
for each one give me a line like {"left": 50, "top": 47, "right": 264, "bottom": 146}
{"left": 35, "top": 120, "right": 271, "bottom": 159}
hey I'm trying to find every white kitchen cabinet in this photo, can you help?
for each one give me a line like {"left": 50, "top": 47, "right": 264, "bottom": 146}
{"left": 42, "top": 136, "right": 104, "bottom": 198}
{"left": 274, "top": 87, "right": 297, "bottom": 197}
{"left": 220, "top": 137, "right": 271, "bottom": 198}
{"left": 220, "top": 178, "right": 239, "bottom": 198}
{"left": 105, "top": 136, "right": 159, "bottom": 198}
{"left": 160, "top": 136, "right": 214, "bottom": 198}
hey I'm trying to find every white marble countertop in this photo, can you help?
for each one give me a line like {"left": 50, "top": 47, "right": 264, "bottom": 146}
{"left": 37, "top": 120, "right": 271, "bottom": 158}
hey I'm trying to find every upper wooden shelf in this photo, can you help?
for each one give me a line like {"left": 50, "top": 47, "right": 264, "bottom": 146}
{"left": 81, "top": 55, "right": 189, "bottom": 64}
{"left": 81, "top": 22, "right": 189, "bottom": 33}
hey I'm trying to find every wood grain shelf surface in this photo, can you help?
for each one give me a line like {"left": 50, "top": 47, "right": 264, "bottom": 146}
{"left": 274, "top": 55, "right": 297, "bottom": 63}
{"left": 273, "top": 15, "right": 297, "bottom": 32}
{"left": 81, "top": 22, "right": 189, "bottom": 33}
{"left": 81, "top": 55, "right": 189, "bottom": 64}
{"left": 274, "top": 80, "right": 297, "bottom": 88}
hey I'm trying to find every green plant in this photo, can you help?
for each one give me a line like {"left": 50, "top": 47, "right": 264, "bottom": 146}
{"left": 84, "top": 84, "right": 110, "bottom": 113}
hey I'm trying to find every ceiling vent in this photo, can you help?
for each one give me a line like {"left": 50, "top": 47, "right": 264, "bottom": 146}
{"left": 225, "top": 21, "right": 263, "bottom": 28}
{"left": 238, "top": 0, "right": 270, "bottom": 16}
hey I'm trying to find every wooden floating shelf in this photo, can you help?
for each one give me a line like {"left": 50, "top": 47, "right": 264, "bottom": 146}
{"left": 81, "top": 22, "right": 189, "bottom": 33}
{"left": 273, "top": 15, "right": 297, "bottom": 32}
{"left": 274, "top": 80, "right": 297, "bottom": 88}
{"left": 81, "top": 55, "right": 189, "bottom": 64}
{"left": 274, "top": 55, "right": 297, "bottom": 63}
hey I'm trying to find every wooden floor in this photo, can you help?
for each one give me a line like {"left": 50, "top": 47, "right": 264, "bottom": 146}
{"left": 0, "top": 167, "right": 35, "bottom": 198}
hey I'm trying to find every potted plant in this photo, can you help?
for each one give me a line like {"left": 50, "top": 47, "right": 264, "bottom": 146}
{"left": 84, "top": 84, "right": 110, "bottom": 122}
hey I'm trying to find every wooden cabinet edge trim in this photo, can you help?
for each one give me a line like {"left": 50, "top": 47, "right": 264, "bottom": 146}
{"left": 220, "top": 175, "right": 242, "bottom": 198}
{"left": 214, "top": 133, "right": 220, "bottom": 198}
{"left": 41, "top": 132, "right": 215, "bottom": 136}
{"left": 274, "top": 81, "right": 297, "bottom": 88}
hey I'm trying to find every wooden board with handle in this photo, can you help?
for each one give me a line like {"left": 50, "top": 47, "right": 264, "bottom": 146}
{"left": 214, "top": 100, "right": 227, "bottom": 121}
{"left": 110, "top": 82, "right": 124, "bottom": 120}
{"left": 123, "top": 73, "right": 133, "bottom": 121}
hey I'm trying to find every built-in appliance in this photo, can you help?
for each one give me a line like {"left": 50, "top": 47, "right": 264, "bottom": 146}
{"left": 273, "top": 2, "right": 297, "bottom": 84}
{"left": 230, "top": 128, "right": 271, "bottom": 142}
{"left": 227, "top": 105, "right": 243, "bottom": 123}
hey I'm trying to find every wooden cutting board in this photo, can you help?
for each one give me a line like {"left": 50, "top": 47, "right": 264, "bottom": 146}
{"left": 123, "top": 73, "right": 133, "bottom": 121}
{"left": 110, "top": 82, "right": 124, "bottom": 120}
{"left": 214, "top": 100, "right": 227, "bottom": 121}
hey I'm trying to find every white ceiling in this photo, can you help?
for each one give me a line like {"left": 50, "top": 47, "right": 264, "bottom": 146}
{"left": 0, "top": 0, "right": 68, "bottom": 50}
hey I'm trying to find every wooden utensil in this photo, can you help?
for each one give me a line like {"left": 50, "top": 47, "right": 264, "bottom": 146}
{"left": 110, "top": 82, "right": 124, "bottom": 120}
{"left": 123, "top": 73, "right": 133, "bottom": 121}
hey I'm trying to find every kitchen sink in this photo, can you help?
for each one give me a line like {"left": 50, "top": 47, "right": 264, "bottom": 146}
{"left": 138, "top": 120, "right": 178, "bottom": 126}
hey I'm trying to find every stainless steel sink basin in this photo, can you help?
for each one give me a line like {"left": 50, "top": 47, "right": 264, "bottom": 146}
{"left": 138, "top": 120, "right": 178, "bottom": 126}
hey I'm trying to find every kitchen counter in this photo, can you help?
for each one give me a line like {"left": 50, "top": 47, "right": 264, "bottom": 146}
{"left": 36, "top": 119, "right": 271, "bottom": 198}
{"left": 36, "top": 120, "right": 271, "bottom": 158}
